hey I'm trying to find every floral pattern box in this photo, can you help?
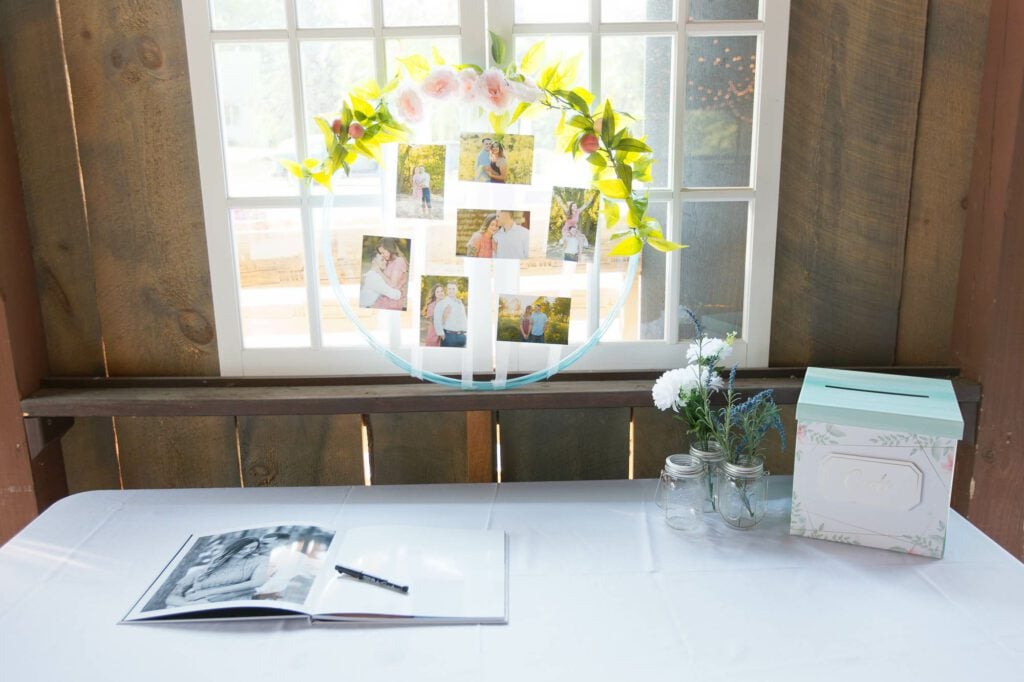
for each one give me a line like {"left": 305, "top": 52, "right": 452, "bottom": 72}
{"left": 790, "top": 368, "right": 964, "bottom": 558}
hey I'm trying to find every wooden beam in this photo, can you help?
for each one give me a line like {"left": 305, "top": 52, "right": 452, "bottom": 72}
{"left": 0, "top": 43, "right": 67, "bottom": 544}
{"left": 0, "top": 0, "right": 106, "bottom": 376}
{"left": 57, "top": 0, "right": 219, "bottom": 376}
{"left": 771, "top": 1, "right": 928, "bottom": 365}
{"left": 952, "top": 0, "right": 1024, "bottom": 560}
{"left": 897, "top": 0, "right": 990, "bottom": 365}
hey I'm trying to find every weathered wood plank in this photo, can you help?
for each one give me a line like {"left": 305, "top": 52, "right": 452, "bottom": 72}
{"left": 58, "top": 0, "right": 218, "bottom": 375}
{"left": 631, "top": 407, "right": 687, "bottom": 480}
{"left": 238, "top": 415, "right": 364, "bottom": 487}
{"left": 499, "top": 408, "right": 630, "bottom": 482}
{"left": 897, "top": 0, "right": 990, "bottom": 365}
{"left": 465, "top": 411, "right": 496, "bottom": 483}
{"left": 369, "top": 412, "right": 469, "bottom": 484}
{"left": 771, "top": 1, "right": 928, "bottom": 365}
{"left": 0, "top": 297, "right": 39, "bottom": 543}
{"left": 952, "top": 0, "right": 1024, "bottom": 560}
{"left": 114, "top": 416, "right": 238, "bottom": 489}
{"left": 0, "top": 0, "right": 105, "bottom": 376}
{"left": 62, "top": 418, "right": 121, "bottom": 493}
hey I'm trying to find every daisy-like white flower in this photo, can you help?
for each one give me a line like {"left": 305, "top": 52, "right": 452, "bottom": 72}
{"left": 683, "top": 363, "right": 724, "bottom": 393}
{"left": 685, "top": 336, "right": 733, "bottom": 365}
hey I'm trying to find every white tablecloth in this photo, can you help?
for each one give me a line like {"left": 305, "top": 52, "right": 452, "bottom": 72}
{"left": 1, "top": 478, "right": 1021, "bottom": 681}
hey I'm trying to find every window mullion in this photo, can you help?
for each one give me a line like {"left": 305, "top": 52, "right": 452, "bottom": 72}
{"left": 285, "top": 0, "right": 323, "bottom": 351}
{"left": 663, "top": 0, "right": 690, "bottom": 345}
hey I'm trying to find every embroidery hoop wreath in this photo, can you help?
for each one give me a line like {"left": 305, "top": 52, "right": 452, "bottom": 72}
{"left": 284, "top": 34, "right": 687, "bottom": 390}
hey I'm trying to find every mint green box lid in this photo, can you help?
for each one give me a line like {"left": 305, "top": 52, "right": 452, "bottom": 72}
{"left": 797, "top": 368, "right": 964, "bottom": 440}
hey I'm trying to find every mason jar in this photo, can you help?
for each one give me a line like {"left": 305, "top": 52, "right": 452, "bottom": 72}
{"left": 688, "top": 440, "right": 723, "bottom": 512}
{"left": 660, "top": 454, "right": 707, "bottom": 532}
{"left": 716, "top": 457, "right": 769, "bottom": 529}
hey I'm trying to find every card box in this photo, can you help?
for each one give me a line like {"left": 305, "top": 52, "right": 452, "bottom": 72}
{"left": 790, "top": 368, "right": 964, "bottom": 558}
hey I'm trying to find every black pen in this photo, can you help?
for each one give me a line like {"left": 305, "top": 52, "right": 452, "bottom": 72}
{"left": 335, "top": 564, "right": 409, "bottom": 594}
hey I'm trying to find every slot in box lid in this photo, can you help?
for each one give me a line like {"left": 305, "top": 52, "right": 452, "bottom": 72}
{"left": 796, "top": 368, "right": 964, "bottom": 440}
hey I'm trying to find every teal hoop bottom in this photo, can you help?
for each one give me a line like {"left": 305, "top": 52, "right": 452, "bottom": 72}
{"left": 321, "top": 196, "right": 639, "bottom": 390}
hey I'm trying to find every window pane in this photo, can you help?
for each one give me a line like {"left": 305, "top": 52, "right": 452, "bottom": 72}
{"left": 301, "top": 40, "right": 380, "bottom": 197}
{"left": 601, "top": 35, "right": 673, "bottom": 188}
{"left": 514, "top": 35, "right": 592, "bottom": 190}
{"left": 679, "top": 202, "right": 746, "bottom": 339}
{"left": 601, "top": 0, "right": 674, "bottom": 22}
{"left": 386, "top": 38, "right": 462, "bottom": 142}
{"left": 382, "top": 0, "right": 458, "bottom": 27}
{"left": 215, "top": 42, "right": 299, "bottom": 197}
{"left": 683, "top": 35, "right": 757, "bottom": 187}
{"left": 597, "top": 202, "right": 669, "bottom": 342}
{"left": 233, "top": 208, "right": 311, "bottom": 348}
{"left": 296, "top": 0, "right": 372, "bottom": 28}
{"left": 515, "top": 0, "right": 589, "bottom": 23}
{"left": 300, "top": 40, "right": 375, "bottom": 126}
{"left": 689, "top": 0, "right": 760, "bottom": 22}
{"left": 210, "top": 0, "right": 285, "bottom": 30}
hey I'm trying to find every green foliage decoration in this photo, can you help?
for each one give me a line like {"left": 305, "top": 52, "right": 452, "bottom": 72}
{"left": 284, "top": 34, "right": 686, "bottom": 255}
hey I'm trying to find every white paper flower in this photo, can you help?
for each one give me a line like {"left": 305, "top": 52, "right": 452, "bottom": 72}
{"left": 508, "top": 75, "right": 542, "bottom": 103}
{"left": 685, "top": 336, "right": 732, "bottom": 365}
{"left": 457, "top": 68, "right": 479, "bottom": 102}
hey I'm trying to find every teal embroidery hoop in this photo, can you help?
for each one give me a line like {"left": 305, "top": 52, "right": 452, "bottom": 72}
{"left": 320, "top": 195, "right": 639, "bottom": 391}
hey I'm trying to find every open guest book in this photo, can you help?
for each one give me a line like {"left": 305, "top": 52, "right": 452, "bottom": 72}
{"left": 122, "top": 525, "right": 508, "bottom": 625}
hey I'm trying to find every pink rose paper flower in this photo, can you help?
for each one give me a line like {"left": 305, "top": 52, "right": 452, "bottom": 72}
{"left": 457, "top": 68, "right": 479, "bottom": 102}
{"left": 390, "top": 85, "right": 424, "bottom": 124}
{"left": 474, "top": 68, "right": 513, "bottom": 112}
{"left": 421, "top": 67, "right": 458, "bottom": 100}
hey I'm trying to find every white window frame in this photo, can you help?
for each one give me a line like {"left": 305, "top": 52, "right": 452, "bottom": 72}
{"left": 182, "top": 0, "right": 789, "bottom": 376}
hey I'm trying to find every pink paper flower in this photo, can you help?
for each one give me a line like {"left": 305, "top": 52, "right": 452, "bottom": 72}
{"left": 390, "top": 85, "right": 424, "bottom": 124}
{"left": 942, "top": 451, "right": 955, "bottom": 473}
{"left": 457, "top": 68, "right": 479, "bottom": 102}
{"left": 474, "top": 68, "right": 513, "bottom": 112}
{"left": 421, "top": 67, "right": 458, "bottom": 100}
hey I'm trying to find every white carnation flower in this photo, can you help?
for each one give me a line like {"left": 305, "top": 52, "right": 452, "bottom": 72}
{"left": 653, "top": 365, "right": 721, "bottom": 411}
{"left": 652, "top": 368, "right": 689, "bottom": 411}
{"left": 685, "top": 336, "right": 733, "bottom": 365}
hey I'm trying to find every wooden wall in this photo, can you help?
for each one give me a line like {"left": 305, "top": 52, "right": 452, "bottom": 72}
{"left": 2, "top": 1, "right": 1014, "bottom": 553}
{"left": 951, "top": 0, "right": 1024, "bottom": 559}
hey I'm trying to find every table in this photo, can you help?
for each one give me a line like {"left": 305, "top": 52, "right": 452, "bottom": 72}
{"left": 1, "top": 478, "right": 1021, "bottom": 681}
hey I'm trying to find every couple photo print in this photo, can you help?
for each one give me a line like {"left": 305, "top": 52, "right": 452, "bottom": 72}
{"left": 457, "top": 133, "right": 534, "bottom": 185}
{"left": 546, "top": 186, "right": 599, "bottom": 263}
{"left": 496, "top": 294, "right": 571, "bottom": 345}
{"left": 359, "top": 235, "right": 411, "bottom": 311}
{"left": 419, "top": 276, "right": 469, "bottom": 348}
{"left": 396, "top": 144, "right": 446, "bottom": 220}
{"left": 456, "top": 209, "right": 531, "bottom": 260}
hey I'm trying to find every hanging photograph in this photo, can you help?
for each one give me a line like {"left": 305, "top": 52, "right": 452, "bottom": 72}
{"left": 395, "top": 144, "right": 446, "bottom": 220}
{"left": 546, "top": 186, "right": 600, "bottom": 262}
{"left": 457, "top": 133, "right": 535, "bottom": 185}
{"left": 359, "top": 235, "right": 410, "bottom": 311}
{"left": 456, "top": 209, "right": 532, "bottom": 260}
{"left": 496, "top": 294, "right": 572, "bottom": 345}
{"left": 419, "top": 275, "right": 469, "bottom": 348}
